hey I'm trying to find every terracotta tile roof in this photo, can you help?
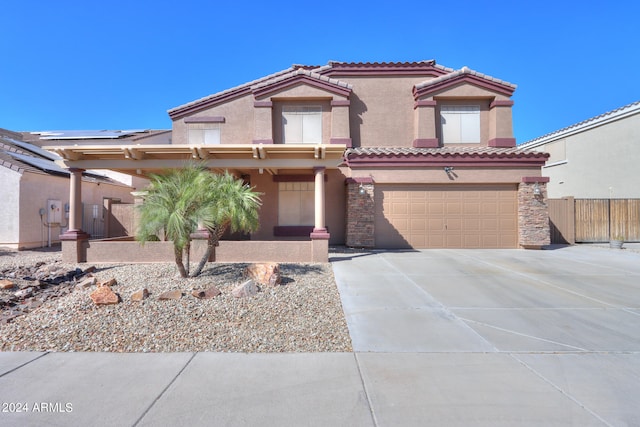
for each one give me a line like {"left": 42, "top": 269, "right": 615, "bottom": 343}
{"left": 414, "top": 66, "right": 516, "bottom": 92}
{"left": 168, "top": 60, "right": 455, "bottom": 119}
{"left": 251, "top": 68, "right": 352, "bottom": 92}
{"left": 346, "top": 146, "right": 547, "bottom": 159}
{"left": 519, "top": 100, "right": 640, "bottom": 148}
{"left": 168, "top": 66, "right": 297, "bottom": 117}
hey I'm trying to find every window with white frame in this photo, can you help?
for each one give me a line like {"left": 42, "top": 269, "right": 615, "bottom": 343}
{"left": 278, "top": 182, "right": 315, "bottom": 226}
{"left": 188, "top": 123, "right": 220, "bottom": 145}
{"left": 440, "top": 105, "right": 480, "bottom": 144}
{"left": 282, "top": 106, "right": 322, "bottom": 144}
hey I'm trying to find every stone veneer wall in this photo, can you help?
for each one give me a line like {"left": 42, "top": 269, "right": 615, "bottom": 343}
{"left": 518, "top": 182, "right": 551, "bottom": 248}
{"left": 345, "top": 181, "right": 375, "bottom": 248}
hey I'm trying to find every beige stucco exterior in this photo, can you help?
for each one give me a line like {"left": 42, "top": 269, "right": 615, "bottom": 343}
{"left": 520, "top": 101, "right": 640, "bottom": 199}
{"left": 0, "top": 168, "right": 134, "bottom": 250}
{"left": 51, "top": 61, "right": 549, "bottom": 261}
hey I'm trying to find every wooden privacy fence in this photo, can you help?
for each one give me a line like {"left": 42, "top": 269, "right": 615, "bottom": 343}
{"left": 549, "top": 198, "right": 640, "bottom": 243}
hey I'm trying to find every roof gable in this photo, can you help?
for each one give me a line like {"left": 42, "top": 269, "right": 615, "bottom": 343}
{"left": 168, "top": 67, "right": 296, "bottom": 120}
{"left": 413, "top": 66, "right": 516, "bottom": 99}
{"left": 251, "top": 68, "right": 352, "bottom": 99}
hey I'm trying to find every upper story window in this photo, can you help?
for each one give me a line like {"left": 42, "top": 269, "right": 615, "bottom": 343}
{"left": 282, "top": 106, "right": 322, "bottom": 144}
{"left": 188, "top": 123, "right": 220, "bottom": 145}
{"left": 440, "top": 105, "right": 480, "bottom": 144}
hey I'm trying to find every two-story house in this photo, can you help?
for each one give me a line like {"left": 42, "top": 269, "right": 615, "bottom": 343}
{"left": 53, "top": 61, "right": 550, "bottom": 263}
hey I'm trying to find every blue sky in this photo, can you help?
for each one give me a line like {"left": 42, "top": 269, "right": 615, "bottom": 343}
{"left": 2, "top": 0, "right": 638, "bottom": 143}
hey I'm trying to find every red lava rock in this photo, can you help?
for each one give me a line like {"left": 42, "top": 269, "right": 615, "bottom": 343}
{"left": 90, "top": 285, "right": 119, "bottom": 305}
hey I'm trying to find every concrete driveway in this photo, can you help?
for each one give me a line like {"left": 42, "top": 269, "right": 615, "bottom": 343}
{"left": 331, "top": 245, "right": 640, "bottom": 426}
{"left": 1, "top": 245, "right": 639, "bottom": 426}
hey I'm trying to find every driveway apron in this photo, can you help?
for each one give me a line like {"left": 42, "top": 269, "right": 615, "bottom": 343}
{"left": 331, "top": 247, "right": 640, "bottom": 426}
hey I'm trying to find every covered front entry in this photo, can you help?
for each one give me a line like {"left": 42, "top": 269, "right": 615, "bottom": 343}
{"left": 52, "top": 143, "right": 346, "bottom": 263}
{"left": 374, "top": 184, "right": 518, "bottom": 249}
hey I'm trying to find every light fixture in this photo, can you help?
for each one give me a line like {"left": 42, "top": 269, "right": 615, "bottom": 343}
{"left": 533, "top": 182, "right": 541, "bottom": 196}
{"left": 444, "top": 166, "right": 454, "bottom": 173}
{"left": 359, "top": 183, "right": 366, "bottom": 195}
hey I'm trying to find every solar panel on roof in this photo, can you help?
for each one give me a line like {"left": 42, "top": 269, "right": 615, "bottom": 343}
{"left": 0, "top": 136, "right": 61, "bottom": 160}
{"left": 32, "top": 130, "right": 149, "bottom": 140}
{"left": 5, "top": 151, "right": 69, "bottom": 175}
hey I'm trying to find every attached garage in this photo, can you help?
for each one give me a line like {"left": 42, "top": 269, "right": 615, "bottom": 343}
{"left": 374, "top": 184, "right": 518, "bottom": 249}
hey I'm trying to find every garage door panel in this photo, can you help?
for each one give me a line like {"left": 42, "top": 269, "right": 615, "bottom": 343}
{"left": 375, "top": 184, "right": 518, "bottom": 249}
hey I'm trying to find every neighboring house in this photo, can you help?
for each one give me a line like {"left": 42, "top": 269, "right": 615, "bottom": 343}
{"left": 519, "top": 101, "right": 640, "bottom": 199}
{"left": 51, "top": 61, "right": 550, "bottom": 263}
{"left": 0, "top": 129, "right": 138, "bottom": 249}
{"left": 519, "top": 101, "right": 640, "bottom": 244}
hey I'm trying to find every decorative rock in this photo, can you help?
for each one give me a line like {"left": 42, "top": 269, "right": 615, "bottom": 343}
{"left": 232, "top": 280, "right": 258, "bottom": 298}
{"left": 84, "top": 266, "right": 97, "bottom": 274}
{"left": 0, "top": 279, "right": 15, "bottom": 289}
{"left": 14, "top": 287, "right": 34, "bottom": 299}
{"left": 101, "top": 278, "right": 117, "bottom": 287}
{"left": 192, "top": 286, "right": 221, "bottom": 299}
{"left": 77, "top": 277, "right": 97, "bottom": 288}
{"left": 131, "top": 288, "right": 150, "bottom": 301}
{"left": 245, "top": 263, "right": 281, "bottom": 287}
{"left": 158, "top": 290, "right": 182, "bottom": 300}
{"left": 90, "top": 285, "right": 119, "bottom": 305}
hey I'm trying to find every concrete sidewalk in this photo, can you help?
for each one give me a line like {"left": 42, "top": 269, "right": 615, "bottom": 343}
{"left": 1, "top": 245, "right": 640, "bottom": 426}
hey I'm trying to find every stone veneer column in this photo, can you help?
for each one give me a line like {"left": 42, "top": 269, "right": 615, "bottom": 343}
{"left": 518, "top": 177, "right": 551, "bottom": 248}
{"left": 345, "top": 178, "right": 375, "bottom": 248}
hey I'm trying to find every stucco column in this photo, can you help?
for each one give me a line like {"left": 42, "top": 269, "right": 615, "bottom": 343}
{"left": 253, "top": 100, "right": 274, "bottom": 144}
{"left": 60, "top": 168, "right": 89, "bottom": 240}
{"left": 60, "top": 168, "right": 89, "bottom": 263}
{"left": 310, "top": 167, "right": 330, "bottom": 239}
{"left": 330, "top": 100, "right": 352, "bottom": 146}
{"left": 488, "top": 100, "right": 516, "bottom": 147}
{"left": 413, "top": 100, "right": 439, "bottom": 148}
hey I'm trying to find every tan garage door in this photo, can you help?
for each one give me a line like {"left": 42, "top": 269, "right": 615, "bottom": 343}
{"left": 375, "top": 185, "right": 518, "bottom": 249}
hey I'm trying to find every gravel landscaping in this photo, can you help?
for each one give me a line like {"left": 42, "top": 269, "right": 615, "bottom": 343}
{"left": 0, "top": 247, "right": 352, "bottom": 353}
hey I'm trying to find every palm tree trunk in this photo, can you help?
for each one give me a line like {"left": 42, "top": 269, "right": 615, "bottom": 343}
{"left": 174, "top": 245, "right": 188, "bottom": 278}
{"left": 191, "top": 222, "right": 229, "bottom": 277}
{"left": 184, "top": 240, "right": 191, "bottom": 277}
{"left": 191, "top": 230, "right": 216, "bottom": 278}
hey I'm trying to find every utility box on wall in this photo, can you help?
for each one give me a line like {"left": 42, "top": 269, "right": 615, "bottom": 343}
{"left": 47, "top": 199, "right": 62, "bottom": 224}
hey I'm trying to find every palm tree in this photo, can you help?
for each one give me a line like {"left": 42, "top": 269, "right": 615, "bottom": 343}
{"left": 136, "top": 164, "right": 215, "bottom": 278}
{"left": 191, "top": 171, "right": 261, "bottom": 277}
{"left": 136, "top": 165, "right": 261, "bottom": 278}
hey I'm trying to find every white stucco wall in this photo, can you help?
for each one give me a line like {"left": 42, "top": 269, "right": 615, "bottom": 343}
{"left": 527, "top": 108, "right": 640, "bottom": 199}
{"left": 0, "top": 167, "right": 21, "bottom": 248}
